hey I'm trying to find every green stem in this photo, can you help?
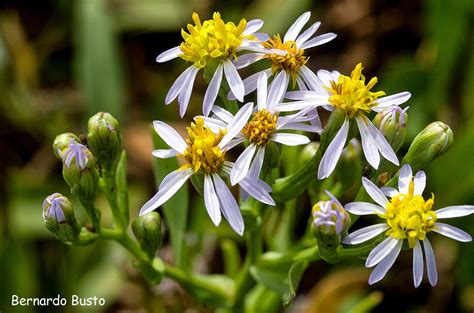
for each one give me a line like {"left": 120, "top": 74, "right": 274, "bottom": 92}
{"left": 100, "top": 170, "right": 127, "bottom": 230}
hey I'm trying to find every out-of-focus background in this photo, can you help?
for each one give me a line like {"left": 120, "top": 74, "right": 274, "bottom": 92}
{"left": 0, "top": 0, "right": 473, "bottom": 312}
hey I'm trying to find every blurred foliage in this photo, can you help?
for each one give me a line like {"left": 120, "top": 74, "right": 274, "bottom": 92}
{"left": 0, "top": 0, "right": 473, "bottom": 312}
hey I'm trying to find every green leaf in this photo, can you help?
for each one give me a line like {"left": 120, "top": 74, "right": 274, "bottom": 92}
{"left": 284, "top": 260, "right": 308, "bottom": 305}
{"left": 151, "top": 127, "right": 189, "bottom": 268}
{"left": 116, "top": 150, "right": 129, "bottom": 226}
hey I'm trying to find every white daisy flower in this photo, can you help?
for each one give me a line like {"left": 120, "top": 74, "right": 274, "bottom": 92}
{"left": 286, "top": 63, "right": 411, "bottom": 179}
{"left": 229, "top": 11, "right": 336, "bottom": 100}
{"left": 201, "top": 72, "right": 321, "bottom": 185}
{"left": 342, "top": 164, "right": 474, "bottom": 287}
{"left": 155, "top": 12, "right": 268, "bottom": 117}
{"left": 139, "top": 103, "right": 275, "bottom": 236}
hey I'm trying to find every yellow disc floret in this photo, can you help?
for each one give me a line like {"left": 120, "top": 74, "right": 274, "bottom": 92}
{"left": 262, "top": 34, "right": 308, "bottom": 84}
{"left": 380, "top": 180, "right": 436, "bottom": 248}
{"left": 242, "top": 109, "right": 278, "bottom": 146}
{"left": 179, "top": 12, "right": 255, "bottom": 68}
{"left": 181, "top": 118, "right": 226, "bottom": 174}
{"left": 326, "top": 63, "right": 386, "bottom": 119}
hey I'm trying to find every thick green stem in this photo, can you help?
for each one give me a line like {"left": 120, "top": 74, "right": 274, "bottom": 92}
{"left": 100, "top": 170, "right": 127, "bottom": 230}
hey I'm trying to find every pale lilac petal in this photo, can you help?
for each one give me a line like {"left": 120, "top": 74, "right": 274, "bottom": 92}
{"left": 433, "top": 223, "right": 472, "bottom": 242}
{"left": 178, "top": 67, "right": 199, "bottom": 117}
{"left": 356, "top": 115, "right": 380, "bottom": 169}
{"left": 380, "top": 187, "right": 399, "bottom": 198}
{"left": 253, "top": 32, "right": 269, "bottom": 42}
{"left": 228, "top": 69, "right": 272, "bottom": 100}
{"left": 413, "top": 240, "right": 424, "bottom": 288}
{"left": 435, "top": 205, "right": 474, "bottom": 219}
{"left": 345, "top": 202, "right": 385, "bottom": 215}
{"left": 365, "top": 116, "right": 399, "bottom": 166}
{"left": 300, "top": 66, "right": 327, "bottom": 92}
{"left": 267, "top": 70, "right": 289, "bottom": 108}
{"left": 231, "top": 144, "right": 257, "bottom": 185}
{"left": 318, "top": 118, "right": 349, "bottom": 179}
{"left": 203, "top": 64, "right": 223, "bottom": 116}
{"left": 212, "top": 105, "right": 234, "bottom": 124}
{"left": 300, "top": 33, "right": 337, "bottom": 50}
{"left": 239, "top": 178, "right": 275, "bottom": 206}
{"left": 413, "top": 171, "right": 426, "bottom": 195}
{"left": 324, "top": 190, "right": 343, "bottom": 207}
{"left": 257, "top": 72, "right": 268, "bottom": 110}
{"left": 234, "top": 53, "right": 265, "bottom": 69}
{"left": 248, "top": 146, "right": 265, "bottom": 180}
{"left": 139, "top": 169, "right": 193, "bottom": 215}
{"left": 219, "top": 102, "right": 253, "bottom": 149}
{"left": 285, "top": 90, "right": 321, "bottom": 101}
{"left": 199, "top": 116, "right": 228, "bottom": 133}
{"left": 398, "top": 164, "right": 412, "bottom": 194}
{"left": 295, "top": 21, "right": 321, "bottom": 46}
{"left": 366, "top": 236, "right": 402, "bottom": 267}
{"left": 243, "top": 19, "right": 264, "bottom": 35}
{"left": 296, "top": 76, "right": 308, "bottom": 90}
{"left": 284, "top": 12, "right": 311, "bottom": 42}
{"left": 368, "top": 240, "right": 402, "bottom": 285}
{"left": 165, "top": 65, "right": 198, "bottom": 104}
{"left": 224, "top": 60, "right": 244, "bottom": 102}
{"left": 227, "top": 138, "right": 245, "bottom": 150}
{"left": 317, "top": 69, "right": 335, "bottom": 87}
{"left": 374, "top": 92, "right": 411, "bottom": 110}
{"left": 213, "top": 174, "right": 244, "bottom": 235}
{"left": 156, "top": 46, "right": 181, "bottom": 63}
{"left": 152, "top": 149, "right": 178, "bottom": 158}
{"left": 204, "top": 174, "right": 221, "bottom": 226}
{"left": 342, "top": 224, "right": 389, "bottom": 245}
{"left": 423, "top": 238, "right": 438, "bottom": 286}
{"left": 153, "top": 121, "right": 187, "bottom": 153}
{"left": 361, "top": 177, "right": 388, "bottom": 207}
{"left": 279, "top": 123, "right": 321, "bottom": 132}
{"left": 271, "top": 133, "right": 310, "bottom": 146}
{"left": 272, "top": 99, "right": 327, "bottom": 112}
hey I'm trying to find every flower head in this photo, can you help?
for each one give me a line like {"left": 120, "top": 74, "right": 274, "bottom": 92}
{"left": 343, "top": 164, "right": 474, "bottom": 287}
{"left": 62, "top": 141, "right": 90, "bottom": 169}
{"left": 312, "top": 193, "right": 350, "bottom": 236}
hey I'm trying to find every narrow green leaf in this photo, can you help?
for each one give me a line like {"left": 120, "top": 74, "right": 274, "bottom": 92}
{"left": 116, "top": 150, "right": 129, "bottom": 226}
{"left": 284, "top": 260, "right": 308, "bottom": 305}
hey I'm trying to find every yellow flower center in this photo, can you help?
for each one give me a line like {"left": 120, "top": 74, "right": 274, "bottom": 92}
{"left": 326, "top": 63, "right": 386, "bottom": 119}
{"left": 380, "top": 180, "right": 436, "bottom": 248}
{"left": 179, "top": 12, "right": 254, "bottom": 68}
{"left": 181, "top": 118, "right": 226, "bottom": 174}
{"left": 242, "top": 109, "right": 278, "bottom": 146}
{"left": 262, "top": 34, "right": 308, "bottom": 84}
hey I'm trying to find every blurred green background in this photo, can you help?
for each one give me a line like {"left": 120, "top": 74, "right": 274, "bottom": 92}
{"left": 0, "top": 0, "right": 473, "bottom": 312}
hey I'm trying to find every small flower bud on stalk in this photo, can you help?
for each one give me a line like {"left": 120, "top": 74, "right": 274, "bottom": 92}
{"left": 402, "top": 121, "right": 453, "bottom": 171}
{"left": 53, "top": 133, "right": 80, "bottom": 160}
{"left": 311, "top": 192, "right": 350, "bottom": 264}
{"left": 372, "top": 106, "right": 408, "bottom": 153}
{"left": 132, "top": 212, "right": 163, "bottom": 259}
{"left": 42, "top": 193, "right": 80, "bottom": 243}
{"left": 87, "top": 112, "right": 122, "bottom": 172}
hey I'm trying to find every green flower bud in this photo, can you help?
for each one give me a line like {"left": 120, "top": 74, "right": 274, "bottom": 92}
{"left": 402, "top": 121, "right": 453, "bottom": 171}
{"left": 53, "top": 133, "right": 80, "bottom": 160}
{"left": 311, "top": 191, "right": 350, "bottom": 264}
{"left": 87, "top": 112, "right": 123, "bottom": 172}
{"left": 372, "top": 106, "right": 408, "bottom": 152}
{"left": 132, "top": 212, "right": 163, "bottom": 259}
{"left": 299, "top": 142, "right": 320, "bottom": 167}
{"left": 42, "top": 193, "right": 80, "bottom": 243}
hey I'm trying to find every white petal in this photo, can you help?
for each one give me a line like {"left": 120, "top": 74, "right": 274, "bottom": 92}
{"left": 300, "top": 33, "right": 337, "bottom": 50}
{"left": 152, "top": 149, "right": 178, "bottom": 158}
{"left": 234, "top": 53, "right": 264, "bottom": 69}
{"left": 435, "top": 205, "right": 474, "bottom": 219}
{"left": 156, "top": 46, "right": 181, "bottom": 63}
{"left": 300, "top": 66, "right": 327, "bottom": 92}
{"left": 284, "top": 12, "right": 311, "bottom": 42}
{"left": 285, "top": 90, "right": 321, "bottom": 101}
{"left": 199, "top": 116, "right": 228, "bottom": 133}
{"left": 279, "top": 123, "right": 321, "bottom": 132}
{"left": 295, "top": 21, "right": 321, "bottom": 46}
{"left": 257, "top": 72, "right": 268, "bottom": 110}
{"left": 267, "top": 70, "right": 289, "bottom": 108}
{"left": 365, "top": 116, "right": 399, "bottom": 166}
{"left": 433, "top": 223, "right": 472, "bottom": 242}
{"left": 204, "top": 174, "right": 221, "bottom": 226}
{"left": 212, "top": 105, "right": 234, "bottom": 124}
{"left": 374, "top": 92, "right": 411, "bottom": 109}
{"left": 223, "top": 60, "right": 244, "bottom": 102}
{"left": 252, "top": 32, "right": 269, "bottom": 42}
{"left": 139, "top": 169, "right": 193, "bottom": 215}
{"left": 153, "top": 121, "right": 187, "bottom": 153}
{"left": 203, "top": 64, "right": 223, "bottom": 116}
{"left": 296, "top": 76, "right": 308, "bottom": 90}
{"left": 413, "top": 240, "right": 424, "bottom": 288}
{"left": 398, "top": 164, "right": 412, "bottom": 194}
{"left": 356, "top": 115, "right": 380, "bottom": 169}
{"left": 413, "top": 170, "right": 426, "bottom": 195}
{"left": 219, "top": 102, "right": 253, "bottom": 149}
{"left": 423, "top": 238, "right": 438, "bottom": 286}
{"left": 239, "top": 178, "right": 275, "bottom": 206}
{"left": 366, "top": 236, "right": 401, "bottom": 267}
{"left": 226, "top": 138, "right": 245, "bottom": 150}
{"left": 228, "top": 69, "right": 272, "bottom": 100}
{"left": 368, "top": 240, "right": 402, "bottom": 285}
{"left": 317, "top": 69, "right": 334, "bottom": 87}
{"left": 271, "top": 133, "right": 310, "bottom": 146}
{"left": 248, "top": 146, "right": 265, "bottom": 180}
{"left": 318, "top": 118, "right": 349, "bottom": 179}
{"left": 345, "top": 202, "right": 385, "bottom": 215}
{"left": 178, "top": 66, "right": 199, "bottom": 117}
{"left": 212, "top": 174, "right": 244, "bottom": 235}
{"left": 273, "top": 99, "right": 327, "bottom": 112}
{"left": 361, "top": 177, "right": 388, "bottom": 207}
{"left": 380, "top": 187, "right": 399, "bottom": 198}
{"left": 342, "top": 224, "right": 389, "bottom": 245}
{"left": 165, "top": 65, "right": 197, "bottom": 104}
{"left": 243, "top": 19, "right": 264, "bottom": 35}
{"left": 231, "top": 144, "right": 257, "bottom": 185}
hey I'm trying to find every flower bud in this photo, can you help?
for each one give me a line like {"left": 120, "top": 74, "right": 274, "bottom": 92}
{"left": 87, "top": 112, "right": 122, "bottom": 172}
{"left": 402, "top": 121, "right": 453, "bottom": 171}
{"left": 372, "top": 106, "right": 409, "bottom": 152}
{"left": 53, "top": 133, "right": 80, "bottom": 160}
{"left": 62, "top": 141, "right": 99, "bottom": 204}
{"left": 42, "top": 193, "right": 80, "bottom": 243}
{"left": 132, "top": 212, "right": 163, "bottom": 259}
